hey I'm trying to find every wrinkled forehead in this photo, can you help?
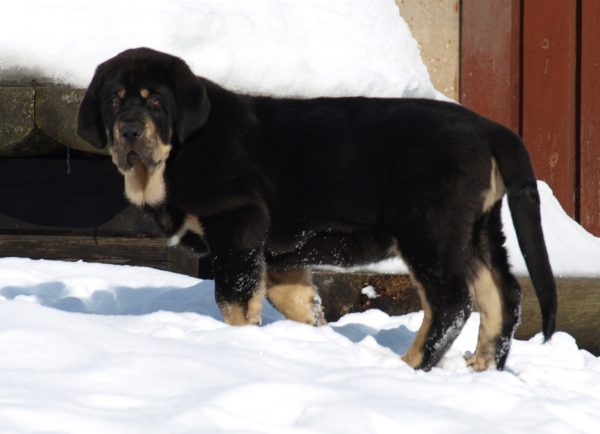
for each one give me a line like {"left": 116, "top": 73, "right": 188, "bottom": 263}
{"left": 99, "top": 55, "right": 175, "bottom": 97}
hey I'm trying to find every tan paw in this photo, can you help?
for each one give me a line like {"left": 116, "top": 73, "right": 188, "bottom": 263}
{"left": 465, "top": 353, "right": 497, "bottom": 371}
{"left": 220, "top": 302, "right": 262, "bottom": 326}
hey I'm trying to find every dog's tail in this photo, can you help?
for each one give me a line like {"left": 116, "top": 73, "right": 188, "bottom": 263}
{"left": 487, "top": 123, "right": 557, "bottom": 341}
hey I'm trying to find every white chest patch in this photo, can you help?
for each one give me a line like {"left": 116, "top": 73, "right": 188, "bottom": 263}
{"left": 122, "top": 159, "right": 169, "bottom": 207}
{"left": 167, "top": 215, "right": 205, "bottom": 246}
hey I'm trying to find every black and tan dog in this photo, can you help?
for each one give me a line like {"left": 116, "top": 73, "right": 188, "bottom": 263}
{"left": 77, "top": 48, "right": 557, "bottom": 371}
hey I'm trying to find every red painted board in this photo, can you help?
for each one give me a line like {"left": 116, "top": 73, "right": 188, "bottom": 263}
{"left": 460, "top": 0, "right": 521, "bottom": 133}
{"left": 522, "top": 0, "right": 577, "bottom": 217}
{"left": 580, "top": 0, "right": 600, "bottom": 236}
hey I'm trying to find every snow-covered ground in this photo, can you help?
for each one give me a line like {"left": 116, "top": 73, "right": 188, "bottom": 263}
{"left": 1, "top": 0, "right": 600, "bottom": 432}
{"left": 1, "top": 258, "right": 599, "bottom": 433}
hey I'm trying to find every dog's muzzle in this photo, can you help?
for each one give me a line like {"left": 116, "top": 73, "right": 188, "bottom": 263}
{"left": 126, "top": 150, "right": 141, "bottom": 166}
{"left": 120, "top": 124, "right": 144, "bottom": 145}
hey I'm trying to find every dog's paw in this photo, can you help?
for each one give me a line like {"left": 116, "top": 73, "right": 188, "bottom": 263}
{"left": 465, "top": 353, "right": 497, "bottom": 371}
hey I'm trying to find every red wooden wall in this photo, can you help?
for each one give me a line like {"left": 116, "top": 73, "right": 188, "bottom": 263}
{"left": 461, "top": 0, "right": 600, "bottom": 236}
{"left": 580, "top": 1, "right": 600, "bottom": 236}
{"left": 461, "top": 0, "right": 521, "bottom": 134}
{"left": 522, "top": 0, "right": 577, "bottom": 218}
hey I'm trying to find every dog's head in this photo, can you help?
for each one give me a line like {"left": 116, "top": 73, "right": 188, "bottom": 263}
{"left": 77, "top": 48, "right": 210, "bottom": 173}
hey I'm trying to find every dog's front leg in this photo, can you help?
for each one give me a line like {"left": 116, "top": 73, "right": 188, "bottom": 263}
{"left": 201, "top": 206, "right": 268, "bottom": 326}
{"left": 211, "top": 247, "right": 266, "bottom": 326}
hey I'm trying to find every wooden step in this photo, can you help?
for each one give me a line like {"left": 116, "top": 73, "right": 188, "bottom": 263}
{"left": 313, "top": 271, "right": 600, "bottom": 356}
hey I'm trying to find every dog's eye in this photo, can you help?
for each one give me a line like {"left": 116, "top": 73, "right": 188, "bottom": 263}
{"left": 110, "top": 97, "right": 121, "bottom": 108}
{"left": 148, "top": 96, "right": 161, "bottom": 107}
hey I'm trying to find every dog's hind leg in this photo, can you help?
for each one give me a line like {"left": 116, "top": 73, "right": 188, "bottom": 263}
{"left": 393, "top": 227, "right": 473, "bottom": 370}
{"left": 266, "top": 268, "right": 326, "bottom": 326}
{"left": 401, "top": 267, "right": 472, "bottom": 371}
{"left": 467, "top": 202, "right": 521, "bottom": 371}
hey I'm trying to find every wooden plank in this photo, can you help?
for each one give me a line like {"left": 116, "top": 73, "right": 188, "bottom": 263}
{"left": 0, "top": 235, "right": 198, "bottom": 277}
{"left": 313, "top": 272, "right": 421, "bottom": 320}
{"left": 522, "top": 0, "right": 578, "bottom": 217}
{"left": 0, "top": 234, "right": 166, "bottom": 263}
{"left": 579, "top": 0, "right": 600, "bottom": 236}
{"left": 515, "top": 277, "right": 600, "bottom": 356}
{"left": 460, "top": 0, "right": 521, "bottom": 133}
{"left": 314, "top": 272, "right": 600, "bottom": 356}
{"left": 167, "top": 246, "right": 201, "bottom": 279}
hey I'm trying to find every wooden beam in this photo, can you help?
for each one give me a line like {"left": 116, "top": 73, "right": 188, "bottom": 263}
{"left": 522, "top": 0, "right": 578, "bottom": 217}
{"left": 313, "top": 272, "right": 421, "bottom": 320}
{"left": 515, "top": 277, "right": 600, "bottom": 357}
{"left": 0, "top": 235, "right": 199, "bottom": 277}
{"left": 314, "top": 271, "right": 600, "bottom": 356}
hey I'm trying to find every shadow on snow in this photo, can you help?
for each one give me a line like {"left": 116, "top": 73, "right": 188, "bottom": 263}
{"left": 0, "top": 280, "right": 415, "bottom": 355}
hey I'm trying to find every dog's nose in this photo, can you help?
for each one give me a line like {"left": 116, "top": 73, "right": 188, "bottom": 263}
{"left": 120, "top": 124, "right": 143, "bottom": 144}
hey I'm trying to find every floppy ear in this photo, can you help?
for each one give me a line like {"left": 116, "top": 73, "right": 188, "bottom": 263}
{"left": 77, "top": 70, "right": 108, "bottom": 149}
{"left": 174, "top": 64, "right": 211, "bottom": 144}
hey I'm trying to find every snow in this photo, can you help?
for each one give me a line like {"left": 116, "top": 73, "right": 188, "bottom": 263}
{"left": 503, "top": 182, "right": 600, "bottom": 278}
{"left": 0, "top": 0, "right": 437, "bottom": 100}
{"left": 1, "top": 258, "right": 599, "bottom": 433}
{"left": 361, "top": 285, "right": 379, "bottom": 299}
{"left": 1, "top": 0, "right": 600, "bottom": 432}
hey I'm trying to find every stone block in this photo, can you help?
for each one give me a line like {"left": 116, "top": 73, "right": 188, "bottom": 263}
{"left": 36, "top": 88, "right": 108, "bottom": 155}
{"left": 0, "top": 88, "right": 38, "bottom": 155}
{"left": 397, "top": 0, "right": 460, "bottom": 100}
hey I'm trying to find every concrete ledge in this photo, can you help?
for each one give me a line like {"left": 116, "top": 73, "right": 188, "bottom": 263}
{"left": 313, "top": 271, "right": 600, "bottom": 356}
{"left": 0, "top": 87, "right": 104, "bottom": 156}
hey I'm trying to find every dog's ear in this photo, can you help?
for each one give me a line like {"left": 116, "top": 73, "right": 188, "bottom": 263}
{"left": 77, "top": 69, "right": 108, "bottom": 149}
{"left": 173, "top": 64, "right": 211, "bottom": 144}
